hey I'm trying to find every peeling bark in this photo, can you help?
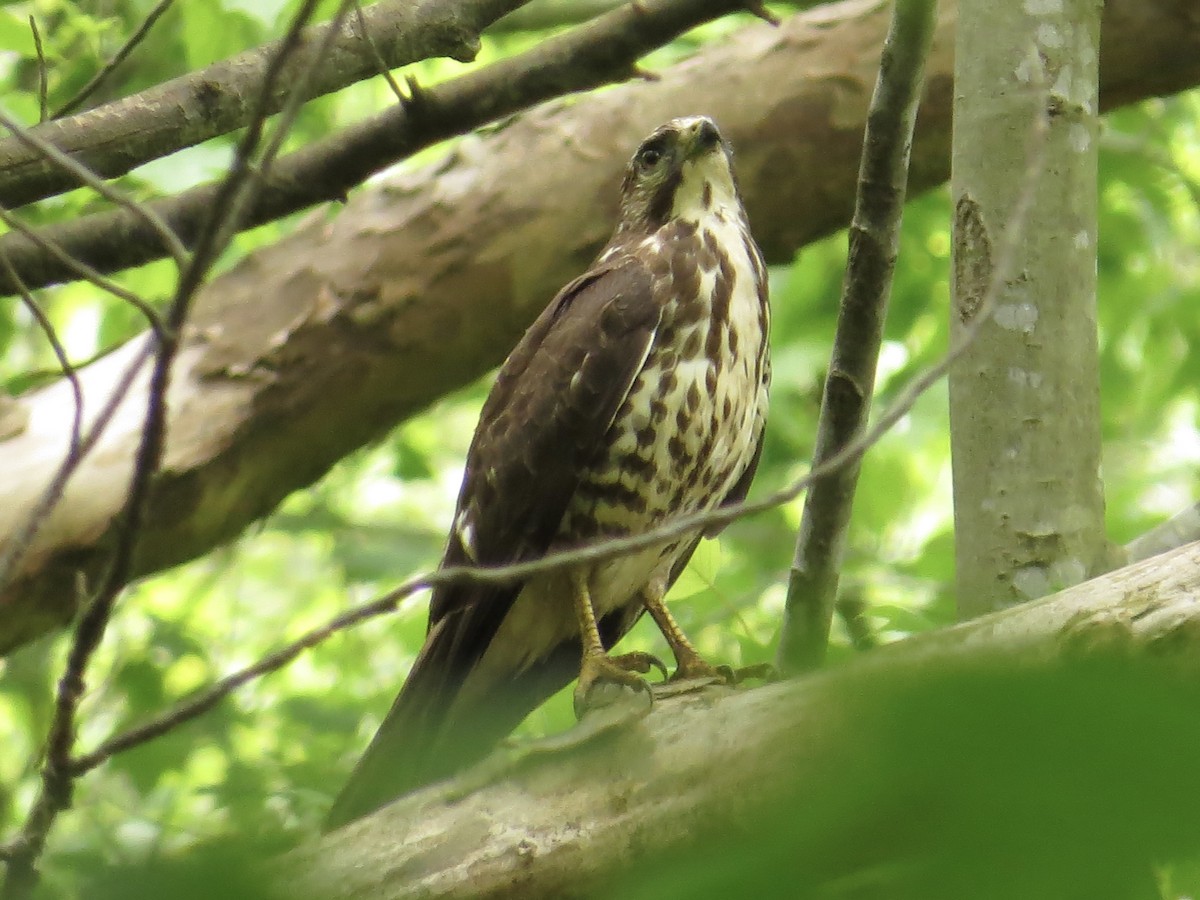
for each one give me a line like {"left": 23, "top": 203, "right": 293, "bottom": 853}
{"left": 284, "top": 541, "right": 1200, "bottom": 899}
{"left": 2, "top": 0, "right": 1199, "bottom": 654}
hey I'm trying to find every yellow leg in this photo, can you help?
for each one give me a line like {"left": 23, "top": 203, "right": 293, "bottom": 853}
{"left": 571, "top": 569, "right": 665, "bottom": 718}
{"left": 642, "top": 575, "right": 776, "bottom": 684}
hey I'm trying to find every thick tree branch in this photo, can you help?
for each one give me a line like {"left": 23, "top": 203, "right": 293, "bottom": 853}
{"left": 0, "top": 0, "right": 526, "bottom": 209}
{"left": 285, "top": 540, "right": 1200, "bottom": 899}
{"left": 0, "top": 0, "right": 766, "bottom": 297}
{"left": 1, "top": 0, "right": 1198, "bottom": 655}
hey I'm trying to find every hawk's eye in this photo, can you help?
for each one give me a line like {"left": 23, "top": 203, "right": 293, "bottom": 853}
{"left": 635, "top": 138, "right": 668, "bottom": 171}
{"left": 638, "top": 148, "right": 662, "bottom": 168}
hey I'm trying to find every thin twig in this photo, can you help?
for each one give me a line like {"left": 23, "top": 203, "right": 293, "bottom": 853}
{"left": 0, "top": 252, "right": 82, "bottom": 458}
{"left": 0, "top": 108, "right": 190, "bottom": 272}
{"left": 28, "top": 17, "right": 47, "bottom": 124}
{"left": 205, "top": 0, "right": 356, "bottom": 266}
{"left": 0, "top": 344, "right": 154, "bottom": 896}
{"left": 778, "top": 0, "right": 938, "bottom": 673}
{"left": 52, "top": 0, "right": 178, "bottom": 119}
{"left": 353, "top": 0, "right": 408, "bottom": 105}
{"left": 0, "top": 204, "right": 165, "bottom": 336}
{"left": 70, "top": 583, "right": 419, "bottom": 772}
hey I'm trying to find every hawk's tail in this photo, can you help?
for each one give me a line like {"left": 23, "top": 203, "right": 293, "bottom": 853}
{"left": 322, "top": 610, "right": 581, "bottom": 832}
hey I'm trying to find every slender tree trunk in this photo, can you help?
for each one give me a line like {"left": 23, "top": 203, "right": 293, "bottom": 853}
{"left": 779, "top": 0, "right": 936, "bottom": 671}
{"left": 949, "top": 0, "right": 1107, "bottom": 618}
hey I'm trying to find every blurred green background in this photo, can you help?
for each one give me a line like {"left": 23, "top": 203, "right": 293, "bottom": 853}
{"left": 0, "top": 0, "right": 1198, "bottom": 895}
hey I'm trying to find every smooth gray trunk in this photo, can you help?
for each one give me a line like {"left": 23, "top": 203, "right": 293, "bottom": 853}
{"left": 949, "top": 0, "right": 1107, "bottom": 618}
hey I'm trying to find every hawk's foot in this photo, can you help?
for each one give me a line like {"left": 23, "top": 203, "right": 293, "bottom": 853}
{"left": 573, "top": 650, "right": 666, "bottom": 719}
{"left": 671, "top": 651, "right": 733, "bottom": 684}
{"left": 671, "top": 650, "right": 777, "bottom": 685}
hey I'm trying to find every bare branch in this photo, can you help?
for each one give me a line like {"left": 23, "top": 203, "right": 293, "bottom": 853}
{"left": 1125, "top": 501, "right": 1200, "bottom": 565}
{"left": 0, "top": 109, "right": 190, "bottom": 271}
{"left": 778, "top": 0, "right": 938, "bottom": 672}
{"left": 0, "top": 205, "right": 164, "bottom": 334}
{"left": 352, "top": 0, "right": 408, "bottom": 106}
{"left": 27, "top": 17, "right": 47, "bottom": 124}
{"left": 52, "top": 0, "right": 178, "bottom": 119}
{"left": 0, "top": 0, "right": 760, "bottom": 298}
{"left": 70, "top": 568, "right": 424, "bottom": 774}
{"left": 199, "top": 0, "right": 357, "bottom": 273}
{"left": 0, "top": 0, "right": 528, "bottom": 209}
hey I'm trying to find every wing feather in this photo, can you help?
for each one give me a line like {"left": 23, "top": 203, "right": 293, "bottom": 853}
{"left": 432, "top": 254, "right": 660, "bottom": 623}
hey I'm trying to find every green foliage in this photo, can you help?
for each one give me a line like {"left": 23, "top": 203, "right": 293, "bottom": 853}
{"left": 0, "top": 2, "right": 1198, "bottom": 896}
{"left": 613, "top": 655, "right": 1200, "bottom": 900}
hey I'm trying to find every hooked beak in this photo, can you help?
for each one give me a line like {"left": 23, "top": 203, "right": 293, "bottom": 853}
{"left": 681, "top": 117, "right": 723, "bottom": 161}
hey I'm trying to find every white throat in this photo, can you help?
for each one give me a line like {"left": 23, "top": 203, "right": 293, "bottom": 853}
{"left": 671, "top": 154, "right": 742, "bottom": 223}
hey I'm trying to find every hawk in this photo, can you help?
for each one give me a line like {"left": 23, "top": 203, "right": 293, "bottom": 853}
{"left": 326, "top": 116, "right": 770, "bottom": 830}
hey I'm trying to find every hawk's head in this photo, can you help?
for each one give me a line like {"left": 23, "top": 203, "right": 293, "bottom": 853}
{"left": 617, "top": 116, "right": 743, "bottom": 236}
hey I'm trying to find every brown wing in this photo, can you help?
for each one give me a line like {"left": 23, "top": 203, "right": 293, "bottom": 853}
{"left": 325, "top": 254, "right": 662, "bottom": 829}
{"left": 431, "top": 254, "right": 661, "bottom": 623}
